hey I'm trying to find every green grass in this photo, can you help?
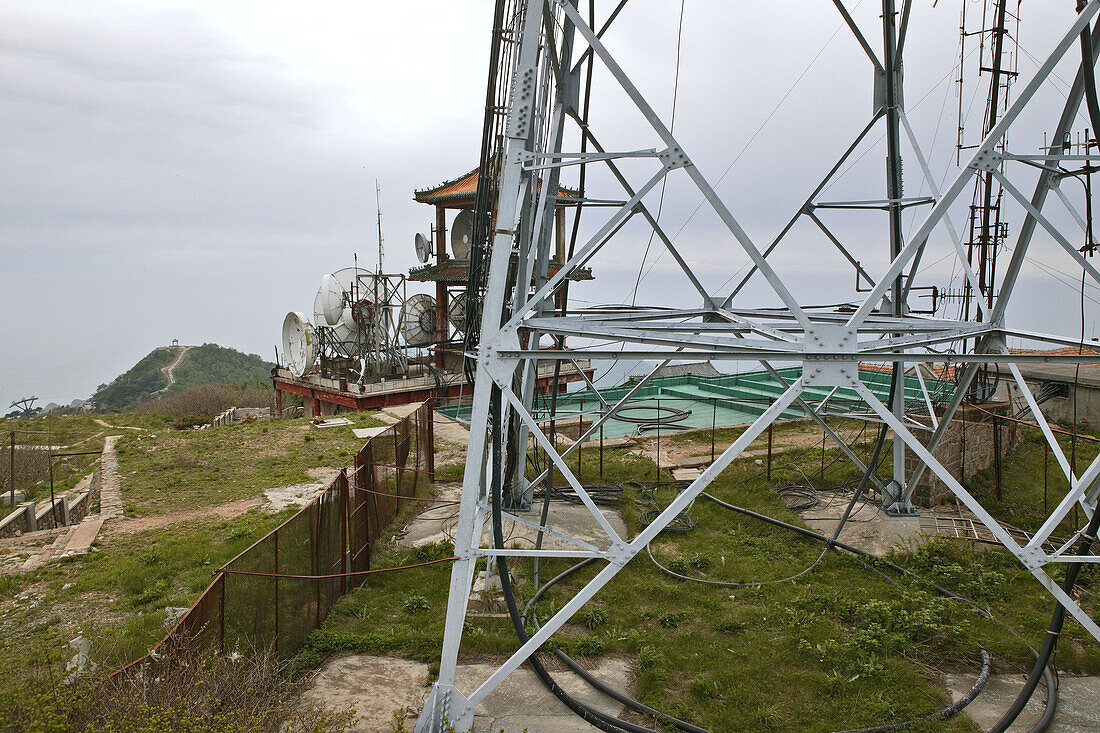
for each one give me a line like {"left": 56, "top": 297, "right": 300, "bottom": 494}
{"left": 308, "top": 426, "right": 1100, "bottom": 732}
{"left": 0, "top": 509, "right": 288, "bottom": 679}
{"left": 115, "top": 413, "right": 385, "bottom": 515}
{"left": 0, "top": 412, "right": 171, "bottom": 501}
{"left": 967, "top": 424, "right": 1100, "bottom": 535}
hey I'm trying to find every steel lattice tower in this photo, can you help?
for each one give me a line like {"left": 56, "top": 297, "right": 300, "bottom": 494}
{"left": 416, "top": 3, "right": 1100, "bottom": 730}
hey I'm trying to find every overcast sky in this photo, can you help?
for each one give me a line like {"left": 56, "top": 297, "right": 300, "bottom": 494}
{"left": 3, "top": 1, "right": 1098, "bottom": 409}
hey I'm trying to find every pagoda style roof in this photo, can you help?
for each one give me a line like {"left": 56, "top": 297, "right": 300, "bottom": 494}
{"left": 414, "top": 168, "right": 581, "bottom": 208}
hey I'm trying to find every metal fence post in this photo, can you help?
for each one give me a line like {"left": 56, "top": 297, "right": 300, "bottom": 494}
{"left": 767, "top": 398, "right": 774, "bottom": 481}
{"left": 578, "top": 398, "right": 584, "bottom": 478}
{"left": 9, "top": 430, "right": 14, "bottom": 509}
{"left": 819, "top": 410, "right": 826, "bottom": 480}
{"left": 341, "top": 469, "right": 348, "bottom": 595}
{"left": 711, "top": 398, "right": 716, "bottom": 464}
{"left": 993, "top": 414, "right": 1002, "bottom": 501}
{"left": 428, "top": 400, "right": 436, "bottom": 479}
{"left": 599, "top": 423, "right": 604, "bottom": 479}
{"left": 314, "top": 498, "right": 322, "bottom": 630}
{"left": 655, "top": 396, "right": 661, "bottom": 484}
{"left": 219, "top": 572, "right": 225, "bottom": 653}
{"left": 1044, "top": 438, "right": 1049, "bottom": 515}
{"left": 273, "top": 529, "right": 280, "bottom": 655}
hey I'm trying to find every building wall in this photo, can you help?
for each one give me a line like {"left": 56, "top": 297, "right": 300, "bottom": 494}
{"left": 1011, "top": 380, "right": 1100, "bottom": 428}
{"left": 905, "top": 402, "right": 1021, "bottom": 507}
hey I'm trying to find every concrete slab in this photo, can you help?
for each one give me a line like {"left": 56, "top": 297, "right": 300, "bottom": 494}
{"left": 352, "top": 426, "right": 389, "bottom": 440}
{"left": 397, "top": 483, "right": 627, "bottom": 553}
{"left": 59, "top": 516, "right": 103, "bottom": 558}
{"left": 99, "top": 436, "right": 123, "bottom": 521}
{"left": 799, "top": 490, "right": 924, "bottom": 556}
{"left": 312, "top": 418, "right": 353, "bottom": 428}
{"left": 299, "top": 654, "right": 428, "bottom": 731}
{"left": 944, "top": 673, "right": 1100, "bottom": 732}
{"left": 300, "top": 653, "right": 633, "bottom": 733}
{"left": 671, "top": 468, "right": 702, "bottom": 482}
{"left": 381, "top": 402, "right": 427, "bottom": 421}
{"left": 263, "top": 483, "right": 325, "bottom": 512}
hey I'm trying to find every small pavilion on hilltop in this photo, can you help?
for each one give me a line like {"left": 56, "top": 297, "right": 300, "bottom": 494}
{"left": 410, "top": 168, "right": 591, "bottom": 368}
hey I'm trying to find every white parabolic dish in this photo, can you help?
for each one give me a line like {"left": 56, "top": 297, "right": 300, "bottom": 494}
{"left": 281, "top": 311, "right": 316, "bottom": 378}
{"left": 313, "top": 267, "right": 385, "bottom": 351}
{"left": 451, "top": 209, "right": 474, "bottom": 260}
{"left": 402, "top": 293, "right": 436, "bottom": 347}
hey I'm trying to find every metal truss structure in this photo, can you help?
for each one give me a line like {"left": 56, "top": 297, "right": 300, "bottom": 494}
{"left": 417, "top": 2, "right": 1100, "bottom": 729}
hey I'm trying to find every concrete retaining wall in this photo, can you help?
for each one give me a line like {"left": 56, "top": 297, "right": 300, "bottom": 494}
{"left": 0, "top": 502, "right": 35, "bottom": 539}
{"left": 212, "top": 406, "right": 272, "bottom": 427}
{"left": 906, "top": 402, "right": 1022, "bottom": 507}
{"left": 34, "top": 496, "right": 69, "bottom": 531}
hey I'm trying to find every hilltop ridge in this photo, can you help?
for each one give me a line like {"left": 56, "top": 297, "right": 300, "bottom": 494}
{"left": 93, "top": 343, "right": 273, "bottom": 411}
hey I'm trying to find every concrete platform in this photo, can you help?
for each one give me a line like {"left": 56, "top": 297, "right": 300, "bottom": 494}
{"left": 300, "top": 653, "right": 633, "bottom": 732}
{"left": 352, "top": 426, "right": 389, "bottom": 440}
{"left": 944, "top": 672, "right": 1100, "bottom": 732}
{"left": 799, "top": 490, "right": 924, "bottom": 556}
{"left": 396, "top": 483, "right": 627, "bottom": 553}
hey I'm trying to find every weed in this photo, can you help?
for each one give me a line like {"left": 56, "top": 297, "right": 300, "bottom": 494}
{"left": 657, "top": 612, "right": 681, "bottom": 629}
{"left": 574, "top": 635, "right": 606, "bottom": 657}
{"left": 637, "top": 645, "right": 662, "bottom": 671}
{"left": 402, "top": 595, "right": 430, "bottom": 614}
{"left": 580, "top": 607, "right": 607, "bottom": 630}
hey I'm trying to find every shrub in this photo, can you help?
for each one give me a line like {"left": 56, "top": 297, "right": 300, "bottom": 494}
{"left": 140, "top": 384, "right": 275, "bottom": 421}
{"left": 172, "top": 414, "right": 208, "bottom": 430}
{"left": 657, "top": 612, "right": 681, "bottom": 629}
{"left": 574, "top": 635, "right": 606, "bottom": 657}
{"left": 0, "top": 642, "right": 354, "bottom": 733}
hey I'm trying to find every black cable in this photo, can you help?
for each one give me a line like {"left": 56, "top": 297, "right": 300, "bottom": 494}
{"left": 522, "top": 487, "right": 1001, "bottom": 733}
{"left": 986, "top": 10, "right": 1100, "bottom": 731}
{"left": 989, "top": 503, "right": 1099, "bottom": 733}
{"left": 493, "top": 427, "right": 657, "bottom": 733}
{"left": 522, "top": 559, "right": 709, "bottom": 733}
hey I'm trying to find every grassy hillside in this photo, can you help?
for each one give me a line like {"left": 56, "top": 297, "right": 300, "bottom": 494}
{"left": 93, "top": 344, "right": 273, "bottom": 411}
{"left": 92, "top": 348, "right": 174, "bottom": 411}
{"left": 171, "top": 343, "right": 272, "bottom": 390}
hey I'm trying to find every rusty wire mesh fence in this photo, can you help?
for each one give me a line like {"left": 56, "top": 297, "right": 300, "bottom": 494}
{"left": 112, "top": 401, "right": 434, "bottom": 677}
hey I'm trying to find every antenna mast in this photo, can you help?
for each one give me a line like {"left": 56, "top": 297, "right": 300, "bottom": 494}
{"left": 946, "top": 0, "right": 1020, "bottom": 399}
{"left": 375, "top": 180, "right": 385, "bottom": 274}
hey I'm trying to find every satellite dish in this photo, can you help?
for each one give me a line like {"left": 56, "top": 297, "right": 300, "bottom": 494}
{"left": 281, "top": 312, "right": 316, "bottom": 378}
{"left": 448, "top": 292, "right": 467, "bottom": 333}
{"left": 414, "top": 233, "right": 433, "bottom": 264}
{"left": 451, "top": 209, "right": 474, "bottom": 260}
{"left": 313, "top": 268, "right": 382, "bottom": 352}
{"left": 401, "top": 293, "right": 436, "bottom": 347}
{"left": 318, "top": 273, "right": 345, "bottom": 326}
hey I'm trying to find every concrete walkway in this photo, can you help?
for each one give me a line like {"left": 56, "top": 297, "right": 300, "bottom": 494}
{"left": 98, "top": 435, "right": 123, "bottom": 520}
{"left": 55, "top": 434, "right": 123, "bottom": 560}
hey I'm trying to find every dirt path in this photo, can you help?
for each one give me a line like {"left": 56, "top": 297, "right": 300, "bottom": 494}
{"left": 103, "top": 498, "right": 264, "bottom": 535}
{"left": 150, "top": 345, "right": 191, "bottom": 396}
{"left": 91, "top": 419, "right": 145, "bottom": 431}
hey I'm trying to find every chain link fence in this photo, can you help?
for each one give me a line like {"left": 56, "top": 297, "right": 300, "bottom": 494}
{"left": 112, "top": 401, "right": 435, "bottom": 676}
